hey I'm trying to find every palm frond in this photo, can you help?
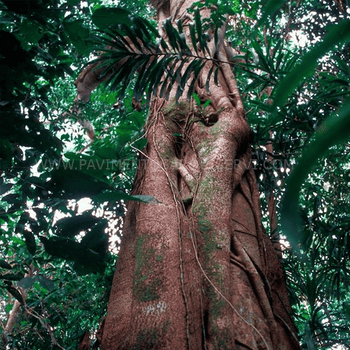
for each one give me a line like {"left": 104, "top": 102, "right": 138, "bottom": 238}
{"left": 90, "top": 9, "right": 222, "bottom": 102}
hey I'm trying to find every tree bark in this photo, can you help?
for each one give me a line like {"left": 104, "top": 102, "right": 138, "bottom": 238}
{"left": 75, "top": 1, "right": 300, "bottom": 349}
{"left": 2, "top": 299, "right": 21, "bottom": 345}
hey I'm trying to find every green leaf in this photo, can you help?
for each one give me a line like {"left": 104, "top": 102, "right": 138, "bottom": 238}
{"left": 102, "top": 27, "right": 134, "bottom": 52}
{"left": 281, "top": 97, "right": 350, "bottom": 249}
{"left": 131, "top": 195, "right": 160, "bottom": 204}
{"left": 81, "top": 220, "right": 108, "bottom": 254}
{"left": 164, "top": 19, "right": 179, "bottom": 52}
{"left": 271, "top": 20, "right": 350, "bottom": 121}
{"left": 94, "top": 147, "right": 118, "bottom": 160}
{"left": 133, "top": 17, "right": 153, "bottom": 44}
{"left": 64, "top": 20, "right": 89, "bottom": 41}
{"left": 332, "top": 55, "right": 350, "bottom": 75}
{"left": 0, "top": 182, "right": 13, "bottom": 195}
{"left": 159, "top": 66, "right": 173, "bottom": 98}
{"left": 194, "top": 9, "right": 203, "bottom": 51}
{"left": 193, "top": 92, "right": 201, "bottom": 106}
{"left": 120, "top": 23, "right": 144, "bottom": 53}
{"left": 48, "top": 168, "right": 110, "bottom": 199}
{"left": 19, "top": 19, "right": 43, "bottom": 44}
{"left": 214, "top": 26, "right": 219, "bottom": 51}
{"left": 36, "top": 275, "right": 55, "bottom": 292}
{"left": 148, "top": 56, "right": 174, "bottom": 97}
{"left": 40, "top": 236, "right": 105, "bottom": 274}
{"left": 5, "top": 285, "right": 23, "bottom": 304}
{"left": 0, "top": 260, "right": 12, "bottom": 269}
{"left": 132, "top": 138, "right": 147, "bottom": 150}
{"left": 93, "top": 191, "right": 159, "bottom": 204}
{"left": 63, "top": 20, "right": 91, "bottom": 54}
{"left": 63, "top": 152, "right": 116, "bottom": 178}
{"left": 258, "top": 0, "right": 285, "bottom": 25}
{"left": 92, "top": 7, "right": 132, "bottom": 29}
{"left": 205, "top": 64, "right": 214, "bottom": 93}
{"left": 189, "top": 23, "right": 198, "bottom": 54}
{"left": 176, "top": 19, "right": 184, "bottom": 33}
{"left": 55, "top": 213, "right": 100, "bottom": 238}
{"left": 168, "top": 58, "right": 188, "bottom": 99}
{"left": 90, "top": 13, "right": 216, "bottom": 101}
{"left": 252, "top": 40, "right": 271, "bottom": 74}
{"left": 203, "top": 99, "right": 211, "bottom": 109}
{"left": 23, "top": 230, "right": 36, "bottom": 255}
{"left": 179, "top": 59, "right": 201, "bottom": 97}
{"left": 1, "top": 273, "right": 24, "bottom": 281}
{"left": 5, "top": 304, "right": 13, "bottom": 313}
{"left": 214, "top": 66, "right": 219, "bottom": 85}
{"left": 134, "top": 55, "right": 158, "bottom": 99}
{"left": 108, "top": 57, "right": 135, "bottom": 93}
{"left": 18, "top": 276, "right": 35, "bottom": 289}
{"left": 187, "top": 61, "right": 206, "bottom": 99}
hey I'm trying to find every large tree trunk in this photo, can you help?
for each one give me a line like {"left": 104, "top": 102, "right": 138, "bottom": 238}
{"left": 75, "top": 1, "right": 300, "bottom": 348}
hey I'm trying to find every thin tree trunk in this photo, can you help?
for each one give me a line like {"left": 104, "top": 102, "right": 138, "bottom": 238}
{"left": 2, "top": 299, "right": 21, "bottom": 345}
{"left": 2, "top": 264, "right": 32, "bottom": 346}
{"left": 74, "top": 1, "right": 300, "bottom": 349}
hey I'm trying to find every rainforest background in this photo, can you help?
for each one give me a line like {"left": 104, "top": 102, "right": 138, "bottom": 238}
{"left": 1, "top": 0, "right": 350, "bottom": 349}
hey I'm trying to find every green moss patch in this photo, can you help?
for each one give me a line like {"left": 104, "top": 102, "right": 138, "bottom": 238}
{"left": 133, "top": 235, "right": 163, "bottom": 302}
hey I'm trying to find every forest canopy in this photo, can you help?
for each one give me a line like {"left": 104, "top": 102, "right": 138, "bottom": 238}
{"left": 0, "top": 0, "right": 350, "bottom": 349}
